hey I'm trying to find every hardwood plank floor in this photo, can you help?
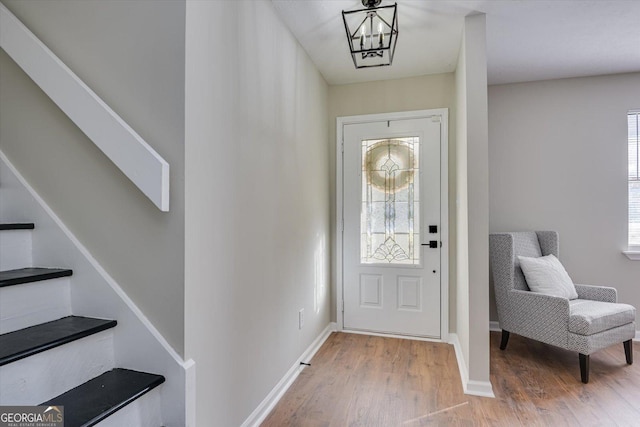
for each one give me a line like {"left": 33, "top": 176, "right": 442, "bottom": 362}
{"left": 261, "top": 331, "right": 640, "bottom": 426}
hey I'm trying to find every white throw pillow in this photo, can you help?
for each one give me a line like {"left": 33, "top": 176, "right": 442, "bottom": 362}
{"left": 517, "top": 254, "right": 578, "bottom": 299}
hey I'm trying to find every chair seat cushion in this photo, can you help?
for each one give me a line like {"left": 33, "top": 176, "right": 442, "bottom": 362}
{"left": 569, "top": 299, "right": 636, "bottom": 335}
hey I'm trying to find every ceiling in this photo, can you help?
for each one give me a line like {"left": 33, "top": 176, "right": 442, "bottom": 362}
{"left": 271, "top": 0, "right": 640, "bottom": 86}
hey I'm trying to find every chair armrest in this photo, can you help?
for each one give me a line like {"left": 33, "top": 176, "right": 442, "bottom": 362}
{"left": 574, "top": 284, "right": 617, "bottom": 303}
{"left": 505, "top": 290, "right": 570, "bottom": 348}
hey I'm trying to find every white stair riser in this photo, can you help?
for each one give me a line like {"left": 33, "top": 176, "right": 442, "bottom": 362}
{"left": 0, "top": 229, "right": 32, "bottom": 270}
{"left": 0, "top": 330, "right": 115, "bottom": 405}
{"left": 94, "top": 387, "right": 163, "bottom": 427}
{"left": 0, "top": 277, "right": 71, "bottom": 334}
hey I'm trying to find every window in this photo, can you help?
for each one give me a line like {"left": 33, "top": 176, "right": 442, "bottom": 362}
{"left": 360, "top": 137, "right": 420, "bottom": 264}
{"left": 629, "top": 111, "right": 640, "bottom": 248}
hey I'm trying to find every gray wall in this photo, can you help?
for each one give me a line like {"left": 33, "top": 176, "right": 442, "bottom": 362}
{"left": 185, "top": 1, "right": 330, "bottom": 425}
{"left": 0, "top": 0, "right": 186, "bottom": 355}
{"left": 489, "top": 72, "right": 640, "bottom": 321}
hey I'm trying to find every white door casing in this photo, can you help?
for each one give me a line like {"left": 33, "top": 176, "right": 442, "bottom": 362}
{"left": 336, "top": 109, "right": 449, "bottom": 340}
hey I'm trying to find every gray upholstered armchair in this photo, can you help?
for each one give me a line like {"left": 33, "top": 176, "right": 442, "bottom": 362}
{"left": 489, "top": 231, "right": 636, "bottom": 383}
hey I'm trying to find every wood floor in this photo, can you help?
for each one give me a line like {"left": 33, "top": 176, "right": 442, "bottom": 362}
{"left": 262, "top": 331, "right": 640, "bottom": 426}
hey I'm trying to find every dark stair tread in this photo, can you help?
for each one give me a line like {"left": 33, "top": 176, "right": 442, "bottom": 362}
{"left": 0, "top": 316, "right": 117, "bottom": 366}
{"left": 41, "top": 368, "right": 165, "bottom": 427}
{"left": 0, "top": 267, "right": 72, "bottom": 287}
{"left": 0, "top": 223, "right": 35, "bottom": 230}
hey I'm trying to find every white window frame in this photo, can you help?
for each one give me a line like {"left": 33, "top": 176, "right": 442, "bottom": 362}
{"left": 624, "top": 110, "right": 640, "bottom": 260}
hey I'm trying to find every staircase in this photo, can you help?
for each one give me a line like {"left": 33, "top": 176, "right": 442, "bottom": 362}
{"left": 0, "top": 223, "right": 166, "bottom": 426}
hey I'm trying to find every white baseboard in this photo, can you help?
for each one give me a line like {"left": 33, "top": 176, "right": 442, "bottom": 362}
{"left": 465, "top": 380, "right": 495, "bottom": 398}
{"left": 241, "top": 322, "right": 337, "bottom": 427}
{"left": 448, "top": 333, "right": 468, "bottom": 388}
{"left": 635, "top": 331, "right": 640, "bottom": 342}
{"left": 448, "top": 333, "right": 495, "bottom": 398}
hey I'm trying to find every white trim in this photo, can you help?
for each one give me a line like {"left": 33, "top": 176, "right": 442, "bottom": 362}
{"left": 184, "top": 359, "right": 196, "bottom": 427}
{"left": 449, "top": 333, "right": 468, "bottom": 389}
{"left": 341, "top": 328, "right": 443, "bottom": 343}
{"left": 336, "top": 109, "right": 449, "bottom": 341}
{"left": 465, "top": 380, "right": 495, "bottom": 398}
{"left": 623, "top": 251, "right": 640, "bottom": 260}
{"left": 335, "top": 117, "right": 345, "bottom": 331}
{"left": 448, "top": 333, "right": 495, "bottom": 398}
{"left": 0, "top": 4, "right": 170, "bottom": 211}
{"left": 634, "top": 330, "right": 640, "bottom": 342}
{"left": 439, "top": 111, "right": 450, "bottom": 343}
{"left": 241, "top": 322, "right": 337, "bottom": 427}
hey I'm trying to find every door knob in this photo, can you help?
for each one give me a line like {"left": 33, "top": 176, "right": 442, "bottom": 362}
{"left": 421, "top": 241, "right": 438, "bottom": 248}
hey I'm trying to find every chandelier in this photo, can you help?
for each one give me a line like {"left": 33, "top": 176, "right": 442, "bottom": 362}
{"left": 342, "top": 0, "right": 398, "bottom": 69}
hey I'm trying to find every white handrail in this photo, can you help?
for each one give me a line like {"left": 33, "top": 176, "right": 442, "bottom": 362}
{"left": 0, "top": 4, "right": 170, "bottom": 211}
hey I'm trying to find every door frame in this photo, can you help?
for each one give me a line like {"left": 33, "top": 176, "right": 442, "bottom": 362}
{"left": 336, "top": 108, "right": 449, "bottom": 341}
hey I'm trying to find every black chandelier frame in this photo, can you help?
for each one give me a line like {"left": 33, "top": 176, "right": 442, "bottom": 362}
{"left": 342, "top": 1, "right": 398, "bottom": 69}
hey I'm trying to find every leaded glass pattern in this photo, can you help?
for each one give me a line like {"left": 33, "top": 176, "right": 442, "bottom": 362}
{"left": 361, "top": 137, "right": 420, "bottom": 264}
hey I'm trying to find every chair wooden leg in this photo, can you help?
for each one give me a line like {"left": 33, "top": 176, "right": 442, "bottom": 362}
{"left": 579, "top": 353, "right": 589, "bottom": 384}
{"left": 624, "top": 339, "right": 633, "bottom": 365}
{"left": 500, "top": 330, "right": 510, "bottom": 350}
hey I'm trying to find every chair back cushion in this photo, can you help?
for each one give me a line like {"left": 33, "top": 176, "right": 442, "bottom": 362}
{"left": 511, "top": 232, "right": 543, "bottom": 291}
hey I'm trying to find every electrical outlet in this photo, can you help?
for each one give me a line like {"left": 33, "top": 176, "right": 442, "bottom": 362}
{"left": 298, "top": 308, "right": 304, "bottom": 330}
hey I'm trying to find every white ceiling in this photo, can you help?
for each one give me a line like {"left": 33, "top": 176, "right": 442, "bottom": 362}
{"left": 271, "top": 0, "right": 640, "bottom": 86}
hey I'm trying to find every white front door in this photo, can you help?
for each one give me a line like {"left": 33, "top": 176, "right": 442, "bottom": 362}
{"left": 342, "top": 114, "right": 443, "bottom": 338}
